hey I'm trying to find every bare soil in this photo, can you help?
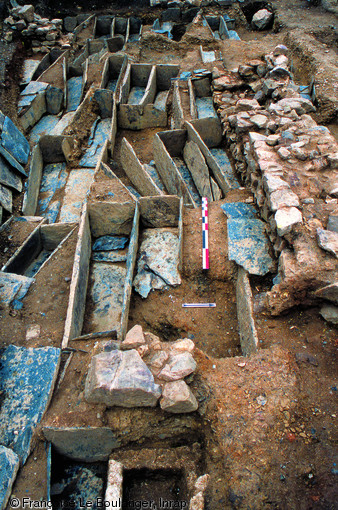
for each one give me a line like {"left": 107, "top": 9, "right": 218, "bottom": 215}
{"left": 2, "top": 0, "right": 338, "bottom": 508}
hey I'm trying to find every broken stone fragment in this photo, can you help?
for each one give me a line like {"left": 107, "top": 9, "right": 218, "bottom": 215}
{"left": 171, "top": 338, "right": 195, "bottom": 353}
{"left": 144, "top": 331, "right": 162, "bottom": 351}
{"left": 277, "top": 147, "right": 291, "bottom": 161}
{"left": 252, "top": 9, "right": 274, "bottom": 30}
{"left": 319, "top": 304, "right": 338, "bottom": 325}
{"left": 160, "top": 380, "right": 198, "bottom": 413}
{"left": 236, "top": 99, "right": 261, "bottom": 112}
{"left": 85, "top": 349, "right": 161, "bottom": 407}
{"left": 189, "top": 492, "right": 204, "bottom": 510}
{"left": 316, "top": 229, "right": 338, "bottom": 258}
{"left": 314, "top": 283, "right": 338, "bottom": 305}
{"left": 269, "top": 188, "right": 300, "bottom": 212}
{"left": 147, "top": 351, "right": 169, "bottom": 373}
{"left": 158, "top": 352, "right": 197, "bottom": 381}
{"left": 121, "top": 324, "right": 146, "bottom": 350}
{"left": 250, "top": 114, "right": 268, "bottom": 129}
{"left": 275, "top": 207, "right": 302, "bottom": 236}
{"left": 273, "top": 44, "right": 288, "bottom": 57}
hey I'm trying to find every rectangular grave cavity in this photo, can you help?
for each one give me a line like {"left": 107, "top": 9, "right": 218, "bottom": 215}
{"left": 47, "top": 442, "right": 206, "bottom": 510}
{"left": 118, "top": 64, "right": 179, "bottom": 130}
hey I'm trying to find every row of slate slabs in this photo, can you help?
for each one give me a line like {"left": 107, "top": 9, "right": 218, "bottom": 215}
{"left": 0, "top": 112, "right": 30, "bottom": 221}
{"left": 172, "top": 70, "right": 219, "bottom": 129}
{"left": 120, "top": 118, "right": 240, "bottom": 207}
{"left": 221, "top": 202, "right": 274, "bottom": 276}
{"left": 0, "top": 345, "right": 61, "bottom": 509}
{"left": 203, "top": 14, "right": 241, "bottom": 40}
{"left": 23, "top": 110, "right": 113, "bottom": 224}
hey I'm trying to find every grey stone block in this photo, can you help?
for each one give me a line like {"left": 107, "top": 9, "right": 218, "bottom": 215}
{"left": 236, "top": 267, "right": 259, "bottom": 356}
{"left": 46, "top": 86, "right": 64, "bottom": 114}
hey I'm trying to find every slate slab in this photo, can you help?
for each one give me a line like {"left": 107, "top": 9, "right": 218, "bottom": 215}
{"left": 79, "top": 119, "right": 111, "bottom": 168}
{"left": 0, "top": 345, "right": 61, "bottom": 462}
{"left": 0, "top": 145, "right": 27, "bottom": 177}
{"left": 183, "top": 141, "right": 213, "bottom": 200}
{"left": 58, "top": 168, "right": 95, "bottom": 223}
{"left": 89, "top": 263, "right": 127, "bottom": 332}
{"left": 0, "top": 155, "right": 22, "bottom": 192}
{"left": 46, "top": 86, "right": 64, "bottom": 115}
{"left": 133, "top": 228, "right": 181, "bottom": 298}
{"left": 0, "top": 183, "right": 12, "bottom": 212}
{"left": 226, "top": 218, "right": 274, "bottom": 275}
{"left": 209, "top": 148, "right": 240, "bottom": 189}
{"left": 0, "top": 272, "right": 34, "bottom": 306}
{"left": 0, "top": 116, "right": 30, "bottom": 165}
{"left": 0, "top": 446, "right": 20, "bottom": 510}
{"left": 221, "top": 202, "right": 257, "bottom": 219}
{"left": 21, "top": 81, "right": 49, "bottom": 96}
{"left": 222, "top": 203, "right": 274, "bottom": 275}
{"left": 66, "top": 76, "right": 83, "bottom": 112}
{"left": 30, "top": 115, "right": 60, "bottom": 144}
{"left": 92, "top": 235, "right": 129, "bottom": 251}
{"left": 84, "top": 349, "right": 161, "bottom": 407}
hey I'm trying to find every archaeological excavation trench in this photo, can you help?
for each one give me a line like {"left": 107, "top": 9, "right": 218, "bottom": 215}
{"left": 0, "top": 0, "right": 337, "bottom": 508}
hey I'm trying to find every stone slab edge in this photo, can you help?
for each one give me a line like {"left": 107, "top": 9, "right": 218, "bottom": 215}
{"left": 236, "top": 266, "right": 259, "bottom": 356}
{"left": 62, "top": 203, "right": 91, "bottom": 348}
{"left": 186, "top": 120, "right": 231, "bottom": 194}
{"left": 22, "top": 144, "right": 43, "bottom": 216}
{"left": 1, "top": 217, "right": 46, "bottom": 272}
{"left": 120, "top": 203, "right": 140, "bottom": 341}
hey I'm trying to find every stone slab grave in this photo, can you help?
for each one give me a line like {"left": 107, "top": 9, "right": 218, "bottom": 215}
{"left": 221, "top": 202, "right": 275, "bottom": 276}
{"left": 203, "top": 14, "right": 239, "bottom": 40}
{"left": 154, "top": 120, "right": 237, "bottom": 206}
{"left": 100, "top": 54, "right": 128, "bottom": 104}
{"left": 0, "top": 345, "right": 61, "bottom": 463}
{"left": 191, "top": 74, "right": 218, "bottom": 121}
{"left": 86, "top": 205, "right": 139, "bottom": 337}
{"left": 105, "top": 446, "right": 207, "bottom": 509}
{"left": 2, "top": 222, "right": 75, "bottom": 279}
{"left": 79, "top": 117, "right": 113, "bottom": 168}
{"left": 0, "top": 446, "right": 20, "bottom": 510}
{"left": 118, "top": 63, "right": 179, "bottom": 130}
{"left": 133, "top": 196, "right": 183, "bottom": 298}
{"left": 62, "top": 191, "right": 139, "bottom": 346}
{"left": 85, "top": 324, "right": 198, "bottom": 413}
{"left": 18, "top": 80, "right": 64, "bottom": 132}
{"left": 0, "top": 215, "right": 45, "bottom": 268}
{"left": 120, "top": 137, "right": 165, "bottom": 197}
{"left": 22, "top": 134, "right": 104, "bottom": 224}
{"left": 186, "top": 119, "right": 241, "bottom": 193}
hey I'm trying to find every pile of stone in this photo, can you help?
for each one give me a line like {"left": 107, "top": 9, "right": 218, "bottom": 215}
{"left": 4, "top": 4, "right": 62, "bottom": 52}
{"left": 212, "top": 45, "right": 338, "bottom": 317}
{"left": 85, "top": 324, "right": 199, "bottom": 413}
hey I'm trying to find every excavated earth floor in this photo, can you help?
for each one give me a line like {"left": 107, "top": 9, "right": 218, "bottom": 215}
{"left": 0, "top": 0, "right": 337, "bottom": 509}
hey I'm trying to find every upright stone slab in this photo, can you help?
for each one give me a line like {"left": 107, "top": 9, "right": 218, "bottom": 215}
{"left": 183, "top": 141, "right": 213, "bottom": 200}
{"left": 84, "top": 349, "right": 161, "bottom": 407}
{"left": 0, "top": 446, "right": 20, "bottom": 510}
{"left": 139, "top": 196, "right": 180, "bottom": 228}
{"left": 236, "top": 267, "right": 259, "bottom": 356}
{"left": 0, "top": 156, "right": 23, "bottom": 192}
{"left": 0, "top": 345, "right": 61, "bottom": 462}
{"left": 46, "top": 86, "right": 64, "bottom": 114}
{"left": 0, "top": 116, "right": 30, "bottom": 165}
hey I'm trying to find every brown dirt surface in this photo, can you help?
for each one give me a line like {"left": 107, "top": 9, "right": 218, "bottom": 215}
{"left": 0, "top": 226, "right": 78, "bottom": 349}
{"left": 0, "top": 218, "right": 40, "bottom": 268}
